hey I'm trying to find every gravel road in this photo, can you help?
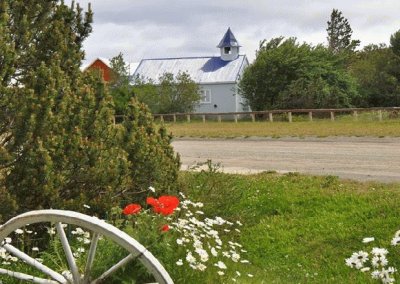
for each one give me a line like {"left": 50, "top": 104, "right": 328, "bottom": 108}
{"left": 172, "top": 137, "right": 400, "bottom": 182}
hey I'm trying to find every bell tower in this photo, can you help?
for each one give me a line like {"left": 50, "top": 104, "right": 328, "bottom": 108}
{"left": 217, "top": 28, "right": 240, "bottom": 61}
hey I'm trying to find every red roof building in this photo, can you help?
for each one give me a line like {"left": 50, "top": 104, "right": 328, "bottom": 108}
{"left": 84, "top": 58, "right": 112, "bottom": 82}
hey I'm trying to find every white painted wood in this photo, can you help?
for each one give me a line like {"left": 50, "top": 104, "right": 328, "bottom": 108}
{"left": 269, "top": 112, "right": 273, "bottom": 122}
{"left": 91, "top": 254, "right": 133, "bottom": 284}
{"left": 83, "top": 233, "right": 100, "bottom": 283}
{"left": 56, "top": 222, "right": 81, "bottom": 284}
{"left": 3, "top": 243, "right": 67, "bottom": 283}
{"left": 0, "top": 210, "right": 174, "bottom": 284}
{"left": 0, "top": 268, "right": 59, "bottom": 284}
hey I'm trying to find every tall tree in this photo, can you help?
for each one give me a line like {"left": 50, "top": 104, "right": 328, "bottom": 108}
{"left": 109, "top": 52, "right": 135, "bottom": 115}
{"left": 239, "top": 37, "right": 358, "bottom": 110}
{"left": 350, "top": 44, "right": 400, "bottom": 107}
{"left": 327, "top": 9, "right": 359, "bottom": 53}
{"left": 390, "top": 29, "right": 400, "bottom": 57}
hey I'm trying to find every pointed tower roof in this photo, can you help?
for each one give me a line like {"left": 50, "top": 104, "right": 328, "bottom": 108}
{"left": 217, "top": 28, "right": 241, "bottom": 48}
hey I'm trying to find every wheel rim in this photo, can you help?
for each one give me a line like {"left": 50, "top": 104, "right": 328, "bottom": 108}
{"left": 0, "top": 210, "right": 174, "bottom": 284}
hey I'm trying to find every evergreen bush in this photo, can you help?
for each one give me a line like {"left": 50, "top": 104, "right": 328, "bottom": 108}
{"left": 0, "top": 0, "right": 180, "bottom": 222}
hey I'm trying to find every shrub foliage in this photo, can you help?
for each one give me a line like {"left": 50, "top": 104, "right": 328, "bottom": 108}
{"left": 0, "top": 1, "right": 180, "bottom": 221}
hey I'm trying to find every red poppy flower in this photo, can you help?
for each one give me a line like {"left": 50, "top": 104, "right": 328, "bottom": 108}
{"left": 122, "top": 203, "right": 142, "bottom": 215}
{"left": 146, "top": 195, "right": 179, "bottom": 215}
{"left": 161, "top": 224, "right": 170, "bottom": 232}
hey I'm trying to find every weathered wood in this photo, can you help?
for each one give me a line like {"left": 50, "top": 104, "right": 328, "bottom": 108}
{"left": 288, "top": 112, "right": 292, "bottom": 123}
{"left": 186, "top": 114, "right": 190, "bottom": 123}
{"left": 83, "top": 233, "right": 100, "bottom": 283}
{"left": 0, "top": 210, "right": 174, "bottom": 284}
{"left": 353, "top": 110, "right": 358, "bottom": 121}
{"left": 378, "top": 110, "right": 383, "bottom": 122}
{"left": 3, "top": 244, "right": 67, "bottom": 283}
{"left": 92, "top": 254, "right": 134, "bottom": 284}
{"left": 251, "top": 114, "right": 255, "bottom": 122}
{"left": 148, "top": 107, "right": 400, "bottom": 123}
{"left": 330, "top": 112, "right": 335, "bottom": 121}
{"left": 308, "top": 112, "right": 313, "bottom": 121}
{"left": 234, "top": 114, "right": 238, "bottom": 123}
{"left": 218, "top": 115, "right": 222, "bottom": 123}
{"left": 202, "top": 115, "right": 206, "bottom": 123}
{"left": 56, "top": 222, "right": 80, "bottom": 284}
{"left": 0, "top": 268, "right": 59, "bottom": 284}
{"left": 160, "top": 115, "right": 164, "bottom": 123}
{"left": 269, "top": 112, "right": 273, "bottom": 122}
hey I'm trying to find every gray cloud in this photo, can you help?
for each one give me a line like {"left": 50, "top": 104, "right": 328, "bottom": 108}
{"left": 70, "top": 0, "right": 400, "bottom": 64}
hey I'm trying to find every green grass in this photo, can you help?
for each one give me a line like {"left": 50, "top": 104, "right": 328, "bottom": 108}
{"left": 178, "top": 171, "right": 400, "bottom": 283}
{"left": 4, "top": 171, "right": 400, "bottom": 283}
{"left": 164, "top": 119, "right": 400, "bottom": 138}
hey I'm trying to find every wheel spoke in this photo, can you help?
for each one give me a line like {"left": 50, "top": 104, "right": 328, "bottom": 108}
{"left": 0, "top": 210, "right": 174, "bottom": 284}
{"left": 91, "top": 254, "right": 134, "bottom": 284}
{"left": 83, "top": 233, "right": 100, "bottom": 283}
{"left": 56, "top": 222, "right": 81, "bottom": 284}
{"left": 3, "top": 243, "right": 68, "bottom": 284}
{"left": 0, "top": 268, "right": 60, "bottom": 284}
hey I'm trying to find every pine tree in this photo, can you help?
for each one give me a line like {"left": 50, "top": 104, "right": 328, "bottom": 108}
{"left": 326, "top": 9, "right": 359, "bottom": 53}
{"left": 0, "top": 1, "right": 180, "bottom": 221}
{"left": 109, "top": 53, "right": 135, "bottom": 115}
{"left": 390, "top": 29, "right": 400, "bottom": 57}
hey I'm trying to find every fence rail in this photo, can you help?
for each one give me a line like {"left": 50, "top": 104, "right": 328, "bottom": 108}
{"left": 114, "top": 107, "right": 400, "bottom": 124}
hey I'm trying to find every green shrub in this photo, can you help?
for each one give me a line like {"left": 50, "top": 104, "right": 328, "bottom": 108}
{"left": 0, "top": 1, "right": 180, "bottom": 221}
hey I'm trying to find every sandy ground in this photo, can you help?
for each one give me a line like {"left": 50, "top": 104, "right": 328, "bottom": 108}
{"left": 172, "top": 137, "right": 400, "bottom": 183}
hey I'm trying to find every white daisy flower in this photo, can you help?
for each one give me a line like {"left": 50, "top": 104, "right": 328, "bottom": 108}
{"left": 214, "top": 261, "right": 227, "bottom": 269}
{"left": 362, "top": 237, "right": 375, "bottom": 243}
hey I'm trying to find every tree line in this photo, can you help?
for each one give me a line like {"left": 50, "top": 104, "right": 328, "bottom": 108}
{"left": 239, "top": 9, "right": 400, "bottom": 111}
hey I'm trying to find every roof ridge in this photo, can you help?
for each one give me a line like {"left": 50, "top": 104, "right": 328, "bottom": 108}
{"left": 141, "top": 56, "right": 218, "bottom": 61}
{"left": 140, "top": 55, "right": 245, "bottom": 61}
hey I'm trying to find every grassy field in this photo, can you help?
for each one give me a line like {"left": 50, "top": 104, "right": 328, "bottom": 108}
{"left": 164, "top": 119, "right": 400, "bottom": 138}
{"left": 3, "top": 171, "right": 400, "bottom": 283}
{"left": 178, "top": 171, "right": 400, "bottom": 283}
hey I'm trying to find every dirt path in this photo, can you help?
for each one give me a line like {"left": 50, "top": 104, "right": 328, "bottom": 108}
{"left": 172, "top": 137, "right": 400, "bottom": 182}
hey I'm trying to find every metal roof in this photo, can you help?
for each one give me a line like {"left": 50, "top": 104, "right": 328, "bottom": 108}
{"left": 133, "top": 55, "right": 247, "bottom": 84}
{"left": 217, "top": 28, "right": 240, "bottom": 48}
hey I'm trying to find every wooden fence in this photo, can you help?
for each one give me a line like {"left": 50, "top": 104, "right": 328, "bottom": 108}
{"left": 115, "top": 107, "right": 400, "bottom": 124}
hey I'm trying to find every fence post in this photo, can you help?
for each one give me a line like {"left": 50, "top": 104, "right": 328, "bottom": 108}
{"left": 160, "top": 115, "right": 164, "bottom": 123}
{"left": 378, "top": 110, "right": 383, "bottom": 122}
{"left": 202, "top": 115, "right": 206, "bottom": 123}
{"left": 251, "top": 113, "right": 255, "bottom": 122}
{"left": 234, "top": 114, "right": 238, "bottom": 123}
{"left": 269, "top": 112, "right": 273, "bottom": 122}
{"left": 173, "top": 114, "right": 176, "bottom": 123}
{"left": 288, "top": 112, "right": 292, "bottom": 123}
{"left": 218, "top": 115, "right": 222, "bottom": 123}
{"left": 187, "top": 114, "right": 191, "bottom": 123}
{"left": 308, "top": 112, "right": 313, "bottom": 122}
{"left": 353, "top": 110, "right": 358, "bottom": 121}
{"left": 330, "top": 112, "right": 335, "bottom": 121}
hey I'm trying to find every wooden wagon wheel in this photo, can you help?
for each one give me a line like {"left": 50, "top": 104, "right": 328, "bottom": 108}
{"left": 0, "top": 210, "right": 174, "bottom": 284}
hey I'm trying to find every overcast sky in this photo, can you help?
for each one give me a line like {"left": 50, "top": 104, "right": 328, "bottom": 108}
{"left": 73, "top": 0, "right": 400, "bottom": 65}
